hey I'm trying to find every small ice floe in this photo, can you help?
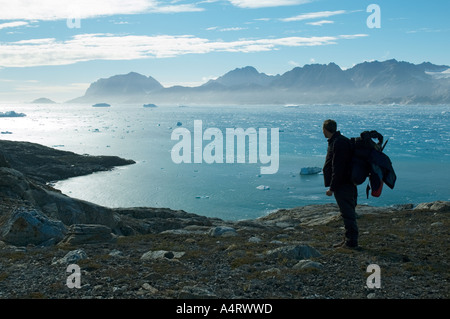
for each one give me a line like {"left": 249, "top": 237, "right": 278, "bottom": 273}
{"left": 256, "top": 185, "right": 270, "bottom": 190}
{"left": 195, "top": 195, "right": 210, "bottom": 199}
{"left": 0, "top": 111, "right": 26, "bottom": 117}
{"left": 300, "top": 167, "right": 322, "bottom": 175}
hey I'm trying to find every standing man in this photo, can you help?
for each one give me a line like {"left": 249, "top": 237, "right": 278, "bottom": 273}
{"left": 322, "top": 119, "right": 359, "bottom": 249}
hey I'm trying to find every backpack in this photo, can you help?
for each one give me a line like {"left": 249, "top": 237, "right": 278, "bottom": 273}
{"left": 350, "top": 130, "right": 397, "bottom": 198}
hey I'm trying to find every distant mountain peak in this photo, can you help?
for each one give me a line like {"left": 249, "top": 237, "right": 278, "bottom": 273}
{"left": 67, "top": 59, "right": 450, "bottom": 105}
{"left": 205, "top": 65, "right": 273, "bottom": 87}
{"left": 31, "top": 97, "right": 56, "bottom": 104}
{"left": 83, "top": 72, "right": 163, "bottom": 98}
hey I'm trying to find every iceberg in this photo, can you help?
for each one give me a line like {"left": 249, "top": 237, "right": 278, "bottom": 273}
{"left": 0, "top": 111, "right": 26, "bottom": 117}
{"left": 256, "top": 185, "right": 270, "bottom": 190}
{"left": 300, "top": 167, "right": 322, "bottom": 175}
{"left": 92, "top": 103, "right": 111, "bottom": 107}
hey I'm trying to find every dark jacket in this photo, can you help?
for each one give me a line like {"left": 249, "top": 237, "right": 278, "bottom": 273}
{"left": 323, "top": 131, "right": 353, "bottom": 191}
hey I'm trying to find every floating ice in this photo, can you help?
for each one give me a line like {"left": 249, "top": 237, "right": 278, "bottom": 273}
{"left": 256, "top": 185, "right": 270, "bottom": 190}
{"left": 0, "top": 111, "right": 26, "bottom": 117}
{"left": 300, "top": 167, "right": 322, "bottom": 175}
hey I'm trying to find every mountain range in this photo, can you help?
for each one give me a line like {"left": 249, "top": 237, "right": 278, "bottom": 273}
{"left": 68, "top": 59, "right": 450, "bottom": 105}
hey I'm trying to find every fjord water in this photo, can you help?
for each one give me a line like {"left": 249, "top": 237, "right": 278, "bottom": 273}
{"left": 1, "top": 103, "right": 449, "bottom": 221}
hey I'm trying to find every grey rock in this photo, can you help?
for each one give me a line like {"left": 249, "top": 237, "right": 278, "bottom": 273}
{"left": 59, "top": 224, "right": 116, "bottom": 245}
{"left": 248, "top": 236, "right": 262, "bottom": 243}
{"left": 431, "top": 222, "right": 443, "bottom": 227}
{"left": 52, "top": 249, "right": 87, "bottom": 265}
{"left": 367, "top": 292, "right": 377, "bottom": 299}
{"left": 269, "top": 240, "right": 283, "bottom": 245}
{"left": 109, "top": 249, "right": 123, "bottom": 257}
{"left": 0, "top": 207, "right": 67, "bottom": 246}
{"left": 265, "top": 244, "right": 321, "bottom": 261}
{"left": 262, "top": 267, "right": 281, "bottom": 274}
{"left": 141, "top": 283, "right": 158, "bottom": 294}
{"left": 209, "top": 226, "right": 237, "bottom": 237}
{"left": 140, "top": 250, "right": 185, "bottom": 261}
{"left": 293, "top": 259, "right": 323, "bottom": 270}
{"left": 414, "top": 201, "right": 450, "bottom": 212}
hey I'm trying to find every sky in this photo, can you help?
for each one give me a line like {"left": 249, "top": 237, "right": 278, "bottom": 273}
{"left": 0, "top": 0, "right": 449, "bottom": 103}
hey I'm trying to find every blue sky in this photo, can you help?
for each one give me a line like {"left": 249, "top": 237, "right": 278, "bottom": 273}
{"left": 0, "top": 0, "right": 449, "bottom": 102}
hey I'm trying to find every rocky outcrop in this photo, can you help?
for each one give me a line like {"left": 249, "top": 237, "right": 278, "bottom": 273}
{"left": 413, "top": 201, "right": 450, "bottom": 212}
{"left": 0, "top": 140, "right": 224, "bottom": 246}
{"left": 0, "top": 166, "right": 120, "bottom": 237}
{"left": 0, "top": 140, "right": 135, "bottom": 183}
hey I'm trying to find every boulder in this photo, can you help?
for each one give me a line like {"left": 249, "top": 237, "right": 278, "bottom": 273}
{"left": 265, "top": 244, "right": 321, "bottom": 261}
{"left": 52, "top": 249, "right": 88, "bottom": 265}
{"left": 209, "top": 226, "right": 237, "bottom": 237}
{"left": 58, "top": 224, "right": 116, "bottom": 245}
{"left": 0, "top": 207, "right": 67, "bottom": 246}
{"left": 140, "top": 250, "right": 185, "bottom": 261}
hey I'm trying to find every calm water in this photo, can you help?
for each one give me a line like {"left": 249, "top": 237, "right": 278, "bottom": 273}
{"left": 1, "top": 103, "right": 449, "bottom": 220}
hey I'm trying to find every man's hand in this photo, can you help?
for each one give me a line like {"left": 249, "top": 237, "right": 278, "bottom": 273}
{"left": 326, "top": 189, "right": 333, "bottom": 196}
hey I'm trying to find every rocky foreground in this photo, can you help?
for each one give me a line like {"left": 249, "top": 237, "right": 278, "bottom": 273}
{"left": 0, "top": 140, "right": 448, "bottom": 300}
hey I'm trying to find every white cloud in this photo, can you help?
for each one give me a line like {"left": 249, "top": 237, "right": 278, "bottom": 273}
{"left": 306, "top": 20, "right": 334, "bottom": 26}
{"left": 228, "top": 0, "right": 310, "bottom": 9}
{"left": 0, "top": 21, "right": 29, "bottom": 29}
{"left": 0, "top": 33, "right": 368, "bottom": 68}
{"left": 219, "top": 27, "right": 247, "bottom": 32}
{"left": 281, "top": 10, "right": 346, "bottom": 22}
{"left": 0, "top": 0, "right": 203, "bottom": 21}
{"left": 338, "top": 34, "right": 368, "bottom": 40}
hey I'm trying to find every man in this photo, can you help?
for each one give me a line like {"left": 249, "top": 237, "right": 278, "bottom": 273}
{"left": 322, "top": 119, "right": 359, "bottom": 249}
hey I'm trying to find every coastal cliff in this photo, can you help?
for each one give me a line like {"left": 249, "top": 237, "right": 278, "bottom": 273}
{"left": 0, "top": 140, "right": 448, "bottom": 299}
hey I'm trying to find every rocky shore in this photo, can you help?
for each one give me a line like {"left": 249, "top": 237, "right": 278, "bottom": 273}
{"left": 0, "top": 140, "right": 448, "bottom": 300}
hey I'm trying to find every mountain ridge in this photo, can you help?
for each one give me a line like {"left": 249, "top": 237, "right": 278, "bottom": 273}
{"left": 67, "top": 59, "right": 450, "bottom": 105}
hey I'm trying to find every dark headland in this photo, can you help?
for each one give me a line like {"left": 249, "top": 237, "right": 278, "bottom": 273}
{"left": 0, "top": 140, "right": 448, "bottom": 299}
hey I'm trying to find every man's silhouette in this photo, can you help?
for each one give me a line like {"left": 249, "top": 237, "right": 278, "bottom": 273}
{"left": 322, "top": 119, "right": 359, "bottom": 248}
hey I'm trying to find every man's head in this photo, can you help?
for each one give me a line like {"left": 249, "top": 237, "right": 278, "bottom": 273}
{"left": 323, "top": 119, "right": 337, "bottom": 139}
